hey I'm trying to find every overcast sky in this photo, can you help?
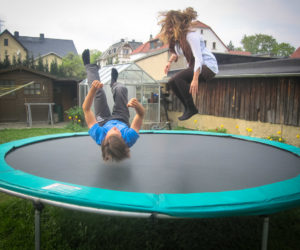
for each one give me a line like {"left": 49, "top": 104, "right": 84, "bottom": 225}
{"left": 1, "top": 0, "right": 299, "bottom": 54}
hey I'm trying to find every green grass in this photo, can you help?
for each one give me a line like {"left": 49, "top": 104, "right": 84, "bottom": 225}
{"left": 0, "top": 128, "right": 300, "bottom": 249}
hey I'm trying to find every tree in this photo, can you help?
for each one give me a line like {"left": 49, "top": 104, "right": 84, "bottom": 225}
{"left": 44, "top": 59, "right": 49, "bottom": 73}
{"left": 29, "top": 55, "right": 35, "bottom": 69}
{"left": 60, "top": 52, "right": 86, "bottom": 79}
{"left": 241, "top": 34, "right": 295, "bottom": 57}
{"left": 17, "top": 54, "right": 22, "bottom": 65}
{"left": 50, "top": 59, "right": 59, "bottom": 76}
{"left": 12, "top": 55, "right": 17, "bottom": 65}
{"left": 241, "top": 34, "right": 277, "bottom": 55}
{"left": 273, "top": 42, "right": 295, "bottom": 57}
{"left": 37, "top": 55, "right": 44, "bottom": 72}
{"left": 23, "top": 54, "right": 30, "bottom": 67}
{"left": 90, "top": 49, "right": 102, "bottom": 64}
{"left": 3, "top": 54, "right": 10, "bottom": 68}
{"left": 227, "top": 41, "right": 235, "bottom": 51}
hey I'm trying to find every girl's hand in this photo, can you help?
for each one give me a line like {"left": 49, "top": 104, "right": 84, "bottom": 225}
{"left": 189, "top": 79, "right": 199, "bottom": 96}
{"left": 164, "top": 62, "right": 171, "bottom": 75}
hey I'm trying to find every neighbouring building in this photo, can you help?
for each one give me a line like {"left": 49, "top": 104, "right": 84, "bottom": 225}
{"left": 98, "top": 38, "right": 142, "bottom": 67}
{"left": 0, "top": 29, "right": 78, "bottom": 69}
{"left": 290, "top": 47, "right": 300, "bottom": 58}
{"left": 0, "top": 66, "right": 78, "bottom": 123}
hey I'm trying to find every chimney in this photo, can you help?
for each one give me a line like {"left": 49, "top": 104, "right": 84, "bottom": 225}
{"left": 14, "top": 31, "right": 19, "bottom": 38}
{"left": 39, "top": 33, "right": 44, "bottom": 40}
{"left": 149, "top": 34, "right": 153, "bottom": 40}
{"left": 121, "top": 38, "right": 125, "bottom": 42}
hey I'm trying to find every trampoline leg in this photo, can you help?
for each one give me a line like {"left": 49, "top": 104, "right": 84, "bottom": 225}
{"left": 261, "top": 216, "right": 269, "bottom": 250}
{"left": 33, "top": 202, "right": 44, "bottom": 250}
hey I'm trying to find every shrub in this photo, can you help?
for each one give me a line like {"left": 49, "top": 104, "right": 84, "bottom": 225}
{"left": 65, "top": 106, "right": 86, "bottom": 131}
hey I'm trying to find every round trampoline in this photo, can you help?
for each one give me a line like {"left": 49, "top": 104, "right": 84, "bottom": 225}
{"left": 0, "top": 130, "right": 300, "bottom": 218}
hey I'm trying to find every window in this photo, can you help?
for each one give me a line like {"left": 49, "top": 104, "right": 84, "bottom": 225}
{"left": 123, "top": 49, "right": 129, "bottom": 55}
{"left": 212, "top": 42, "right": 216, "bottom": 50}
{"left": 0, "top": 80, "right": 15, "bottom": 96}
{"left": 24, "top": 83, "right": 41, "bottom": 95}
{"left": 201, "top": 29, "right": 203, "bottom": 34}
{"left": 204, "top": 40, "right": 207, "bottom": 47}
{"left": 4, "top": 39, "right": 8, "bottom": 46}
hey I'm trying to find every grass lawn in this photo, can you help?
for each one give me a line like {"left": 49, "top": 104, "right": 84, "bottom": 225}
{"left": 0, "top": 128, "right": 299, "bottom": 249}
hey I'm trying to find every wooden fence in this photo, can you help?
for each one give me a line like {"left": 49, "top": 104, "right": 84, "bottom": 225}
{"left": 169, "top": 76, "right": 300, "bottom": 127}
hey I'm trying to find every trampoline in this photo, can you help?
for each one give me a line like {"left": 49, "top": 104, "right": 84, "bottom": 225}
{"left": 1, "top": 130, "right": 300, "bottom": 249}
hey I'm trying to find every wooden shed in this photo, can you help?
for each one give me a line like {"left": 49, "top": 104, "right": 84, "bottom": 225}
{"left": 168, "top": 58, "right": 300, "bottom": 127}
{"left": 0, "top": 67, "right": 78, "bottom": 123}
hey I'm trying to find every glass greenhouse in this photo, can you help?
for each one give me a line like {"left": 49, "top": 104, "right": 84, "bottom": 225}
{"left": 79, "top": 63, "right": 160, "bottom": 125}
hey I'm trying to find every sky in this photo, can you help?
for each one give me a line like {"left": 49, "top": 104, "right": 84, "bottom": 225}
{"left": 1, "top": 0, "right": 300, "bottom": 54}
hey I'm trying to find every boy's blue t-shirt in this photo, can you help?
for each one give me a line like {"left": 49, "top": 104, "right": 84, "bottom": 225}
{"left": 88, "top": 120, "right": 139, "bottom": 147}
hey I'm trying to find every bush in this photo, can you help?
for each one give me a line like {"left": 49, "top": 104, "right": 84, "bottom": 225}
{"left": 208, "top": 127, "right": 227, "bottom": 134}
{"left": 65, "top": 106, "right": 86, "bottom": 131}
{"left": 266, "top": 135, "right": 286, "bottom": 143}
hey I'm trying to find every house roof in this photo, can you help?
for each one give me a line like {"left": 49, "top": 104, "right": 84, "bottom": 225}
{"left": 100, "top": 39, "right": 142, "bottom": 59}
{"left": 80, "top": 63, "right": 158, "bottom": 86}
{"left": 191, "top": 20, "right": 211, "bottom": 29}
{"left": 0, "top": 66, "right": 79, "bottom": 82}
{"left": 134, "top": 48, "right": 168, "bottom": 62}
{"left": 192, "top": 21, "right": 228, "bottom": 51}
{"left": 229, "top": 50, "right": 252, "bottom": 56}
{"left": 131, "top": 39, "right": 168, "bottom": 55}
{"left": 216, "top": 58, "right": 300, "bottom": 78}
{"left": 166, "top": 58, "right": 300, "bottom": 79}
{"left": 290, "top": 47, "right": 300, "bottom": 58}
{"left": 14, "top": 32, "right": 78, "bottom": 59}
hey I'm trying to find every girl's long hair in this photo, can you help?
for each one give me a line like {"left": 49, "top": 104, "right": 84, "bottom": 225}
{"left": 158, "top": 7, "right": 197, "bottom": 44}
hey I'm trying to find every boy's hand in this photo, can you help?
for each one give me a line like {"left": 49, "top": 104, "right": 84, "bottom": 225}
{"left": 91, "top": 80, "right": 103, "bottom": 89}
{"left": 127, "top": 98, "right": 145, "bottom": 117}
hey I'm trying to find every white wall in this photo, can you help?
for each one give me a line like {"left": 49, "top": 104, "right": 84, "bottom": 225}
{"left": 199, "top": 28, "right": 228, "bottom": 53}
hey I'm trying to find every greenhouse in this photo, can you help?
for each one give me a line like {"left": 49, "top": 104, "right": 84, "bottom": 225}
{"left": 79, "top": 63, "right": 160, "bottom": 126}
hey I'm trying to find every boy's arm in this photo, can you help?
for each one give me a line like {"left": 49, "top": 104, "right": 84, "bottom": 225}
{"left": 127, "top": 98, "right": 145, "bottom": 133}
{"left": 82, "top": 80, "right": 103, "bottom": 129}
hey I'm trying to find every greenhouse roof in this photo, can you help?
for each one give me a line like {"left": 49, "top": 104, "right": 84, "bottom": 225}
{"left": 99, "top": 63, "right": 158, "bottom": 86}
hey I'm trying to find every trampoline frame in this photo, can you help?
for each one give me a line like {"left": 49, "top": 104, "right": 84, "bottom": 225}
{"left": 1, "top": 130, "right": 300, "bottom": 250}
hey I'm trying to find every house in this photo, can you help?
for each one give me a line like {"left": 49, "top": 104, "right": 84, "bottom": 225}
{"left": 98, "top": 39, "right": 142, "bottom": 67}
{"left": 290, "top": 47, "right": 300, "bottom": 58}
{"left": 0, "top": 66, "right": 78, "bottom": 123}
{"left": 0, "top": 29, "right": 78, "bottom": 69}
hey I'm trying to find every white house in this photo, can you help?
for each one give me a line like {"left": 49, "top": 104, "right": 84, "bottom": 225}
{"left": 98, "top": 39, "right": 142, "bottom": 67}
